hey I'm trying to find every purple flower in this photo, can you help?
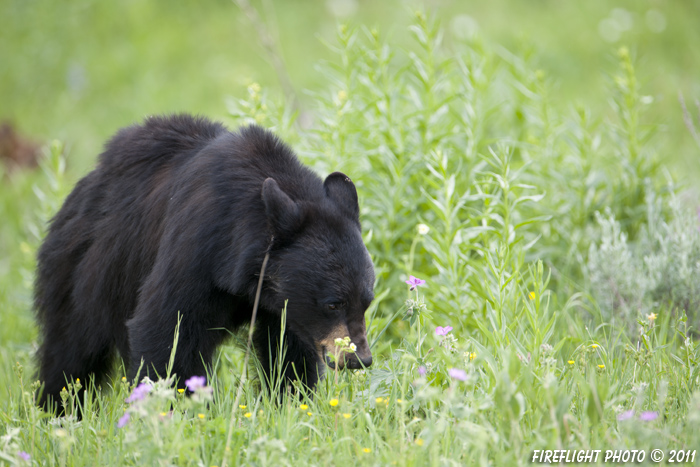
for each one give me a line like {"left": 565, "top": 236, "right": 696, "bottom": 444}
{"left": 639, "top": 411, "right": 658, "bottom": 421}
{"left": 117, "top": 412, "right": 130, "bottom": 428}
{"left": 617, "top": 410, "right": 634, "bottom": 421}
{"left": 185, "top": 375, "right": 207, "bottom": 392}
{"left": 448, "top": 368, "right": 467, "bottom": 381}
{"left": 18, "top": 451, "right": 30, "bottom": 462}
{"left": 125, "top": 383, "right": 151, "bottom": 403}
{"left": 435, "top": 326, "right": 453, "bottom": 336}
{"left": 405, "top": 276, "right": 426, "bottom": 291}
{"left": 418, "top": 366, "right": 427, "bottom": 376}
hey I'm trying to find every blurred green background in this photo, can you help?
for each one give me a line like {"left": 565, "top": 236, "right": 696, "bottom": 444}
{"left": 1, "top": 0, "right": 699, "bottom": 177}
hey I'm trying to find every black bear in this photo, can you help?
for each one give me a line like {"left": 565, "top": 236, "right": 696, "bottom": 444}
{"left": 35, "top": 114, "right": 375, "bottom": 411}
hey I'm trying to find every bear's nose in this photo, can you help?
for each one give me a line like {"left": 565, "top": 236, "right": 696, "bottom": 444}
{"left": 360, "top": 355, "right": 373, "bottom": 368}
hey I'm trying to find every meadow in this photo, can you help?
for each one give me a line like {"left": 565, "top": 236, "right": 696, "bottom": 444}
{"left": 2, "top": 1, "right": 700, "bottom": 466}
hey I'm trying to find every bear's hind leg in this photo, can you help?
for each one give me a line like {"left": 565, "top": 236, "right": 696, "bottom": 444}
{"left": 37, "top": 324, "right": 115, "bottom": 414}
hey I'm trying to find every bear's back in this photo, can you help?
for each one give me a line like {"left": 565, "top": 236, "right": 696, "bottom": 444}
{"left": 97, "top": 114, "right": 227, "bottom": 175}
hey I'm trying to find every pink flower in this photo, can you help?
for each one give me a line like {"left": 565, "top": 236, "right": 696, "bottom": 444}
{"left": 117, "top": 412, "right": 130, "bottom": 428}
{"left": 617, "top": 410, "right": 634, "bottom": 421}
{"left": 125, "top": 383, "right": 151, "bottom": 403}
{"left": 435, "top": 326, "right": 453, "bottom": 336}
{"left": 448, "top": 368, "right": 467, "bottom": 381}
{"left": 639, "top": 411, "right": 658, "bottom": 421}
{"left": 185, "top": 375, "right": 207, "bottom": 392}
{"left": 418, "top": 366, "right": 427, "bottom": 376}
{"left": 405, "top": 276, "right": 426, "bottom": 291}
{"left": 18, "top": 451, "right": 30, "bottom": 462}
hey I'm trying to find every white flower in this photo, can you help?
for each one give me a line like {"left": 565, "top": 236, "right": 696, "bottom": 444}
{"left": 417, "top": 224, "right": 430, "bottom": 235}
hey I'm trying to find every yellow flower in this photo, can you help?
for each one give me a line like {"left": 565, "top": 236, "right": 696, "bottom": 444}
{"left": 198, "top": 413, "right": 205, "bottom": 419}
{"left": 307, "top": 412, "right": 313, "bottom": 416}
{"left": 244, "top": 412, "right": 252, "bottom": 418}
{"left": 590, "top": 344, "right": 599, "bottom": 349}
{"left": 177, "top": 388, "right": 185, "bottom": 394}
{"left": 396, "top": 399, "right": 403, "bottom": 403}
{"left": 568, "top": 360, "right": 575, "bottom": 365}
{"left": 160, "top": 412, "right": 167, "bottom": 417}
{"left": 529, "top": 292, "right": 536, "bottom": 300}
{"left": 299, "top": 404, "right": 308, "bottom": 410}
{"left": 121, "top": 377, "right": 127, "bottom": 382}
{"left": 598, "top": 364, "right": 605, "bottom": 369}
{"left": 248, "top": 82, "right": 261, "bottom": 94}
{"left": 647, "top": 313, "right": 658, "bottom": 321}
{"left": 415, "top": 438, "right": 424, "bottom": 446}
{"left": 363, "top": 448, "right": 372, "bottom": 453}
{"left": 76, "top": 378, "right": 80, "bottom": 383}
{"left": 469, "top": 352, "right": 477, "bottom": 361}
{"left": 258, "top": 409, "right": 264, "bottom": 415}
{"left": 343, "top": 413, "right": 351, "bottom": 419}
{"left": 375, "top": 397, "right": 384, "bottom": 404}
{"left": 329, "top": 398, "right": 339, "bottom": 407}
{"left": 239, "top": 405, "right": 247, "bottom": 409}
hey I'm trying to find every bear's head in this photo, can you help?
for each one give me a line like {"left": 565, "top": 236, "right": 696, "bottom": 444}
{"left": 261, "top": 172, "right": 375, "bottom": 373}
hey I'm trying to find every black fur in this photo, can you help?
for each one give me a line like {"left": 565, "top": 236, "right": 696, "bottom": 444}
{"left": 34, "top": 114, "right": 375, "bottom": 411}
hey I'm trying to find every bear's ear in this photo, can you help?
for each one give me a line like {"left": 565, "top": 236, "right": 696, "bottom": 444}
{"left": 324, "top": 172, "right": 360, "bottom": 223}
{"left": 262, "top": 178, "right": 302, "bottom": 236}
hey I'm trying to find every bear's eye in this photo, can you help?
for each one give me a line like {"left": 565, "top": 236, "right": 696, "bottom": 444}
{"left": 327, "top": 302, "right": 344, "bottom": 311}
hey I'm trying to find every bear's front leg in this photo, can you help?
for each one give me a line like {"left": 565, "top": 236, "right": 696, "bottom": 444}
{"left": 253, "top": 309, "right": 324, "bottom": 393}
{"left": 126, "top": 266, "right": 231, "bottom": 388}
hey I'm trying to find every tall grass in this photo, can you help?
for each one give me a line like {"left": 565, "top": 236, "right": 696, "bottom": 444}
{"left": 1, "top": 13, "right": 699, "bottom": 466}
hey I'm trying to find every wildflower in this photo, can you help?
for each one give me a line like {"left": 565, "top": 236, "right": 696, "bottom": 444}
{"left": 330, "top": 398, "right": 339, "bottom": 407}
{"left": 18, "top": 451, "right": 30, "bottom": 462}
{"left": 397, "top": 399, "right": 403, "bottom": 403}
{"left": 640, "top": 411, "right": 658, "bottom": 421}
{"left": 598, "top": 364, "right": 605, "bottom": 369}
{"left": 590, "top": 344, "right": 599, "bottom": 349}
{"left": 248, "top": 82, "right": 261, "bottom": 94}
{"left": 417, "top": 224, "right": 430, "bottom": 235}
{"left": 343, "top": 413, "right": 351, "bottom": 419}
{"left": 239, "top": 404, "right": 247, "bottom": 409}
{"left": 299, "top": 404, "right": 308, "bottom": 411}
{"left": 435, "top": 325, "right": 453, "bottom": 336}
{"left": 617, "top": 410, "right": 634, "bottom": 421}
{"left": 469, "top": 352, "right": 477, "bottom": 361}
{"left": 567, "top": 360, "right": 575, "bottom": 365}
{"left": 375, "top": 397, "right": 384, "bottom": 404}
{"left": 184, "top": 375, "right": 207, "bottom": 392}
{"left": 448, "top": 368, "right": 467, "bottom": 381}
{"left": 405, "top": 276, "right": 426, "bottom": 291}
{"left": 529, "top": 291, "right": 536, "bottom": 300}
{"left": 259, "top": 409, "right": 263, "bottom": 415}
{"left": 415, "top": 438, "right": 424, "bottom": 446}
{"left": 198, "top": 413, "right": 205, "bottom": 419}
{"left": 647, "top": 313, "right": 657, "bottom": 321}
{"left": 349, "top": 343, "right": 357, "bottom": 352}
{"left": 117, "top": 412, "right": 130, "bottom": 428}
{"left": 307, "top": 412, "right": 313, "bottom": 416}
{"left": 121, "top": 376, "right": 127, "bottom": 382}
{"left": 244, "top": 412, "right": 252, "bottom": 418}
{"left": 363, "top": 448, "right": 372, "bottom": 453}
{"left": 417, "top": 366, "right": 426, "bottom": 376}
{"left": 125, "top": 383, "right": 151, "bottom": 403}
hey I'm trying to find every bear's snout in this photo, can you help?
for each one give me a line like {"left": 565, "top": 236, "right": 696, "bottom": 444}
{"left": 325, "top": 352, "right": 372, "bottom": 370}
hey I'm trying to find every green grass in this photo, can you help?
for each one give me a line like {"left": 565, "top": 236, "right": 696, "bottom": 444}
{"left": 2, "top": 4, "right": 700, "bottom": 466}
